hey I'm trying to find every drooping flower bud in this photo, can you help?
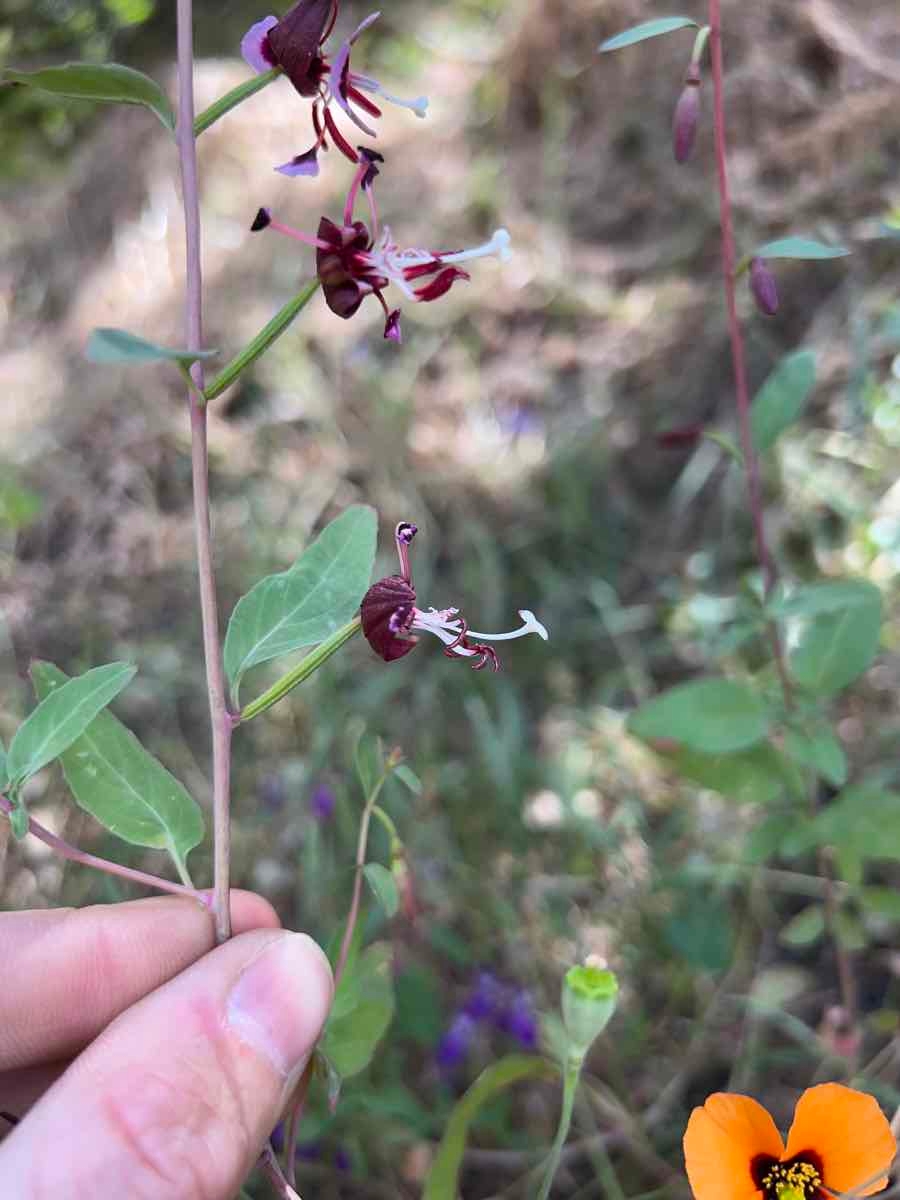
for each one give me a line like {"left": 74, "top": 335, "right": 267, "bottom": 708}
{"left": 672, "top": 63, "right": 701, "bottom": 164}
{"left": 749, "top": 257, "right": 779, "bottom": 316}
{"left": 562, "top": 965, "right": 619, "bottom": 1055}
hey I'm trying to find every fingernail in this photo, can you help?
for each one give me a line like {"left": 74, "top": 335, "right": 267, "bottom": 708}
{"left": 226, "top": 932, "right": 332, "bottom": 1080}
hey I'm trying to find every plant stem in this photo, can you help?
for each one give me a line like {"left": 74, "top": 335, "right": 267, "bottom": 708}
{"left": 334, "top": 770, "right": 388, "bottom": 987}
{"left": 0, "top": 794, "right": 207, "bottom": 905}
{"left": 194, "top": 67, "right": 281, "bottom": 137}
{"left": 536, "top": 1052, "right": 582, "bottom": 1200}
{"left": 204, "top": 280, "right": 321, "bottom": 403}
{"left": 708, "top": 0, "right": 792, "bottom": 704}
{"left": 260, "top": 1144, "right": 303, "bottom": 1200}
{"left": 240, "top": 618, "right": 362, "bottom": 721}
{"left": 176, "top": 0, "right": 233, "bottom": 943}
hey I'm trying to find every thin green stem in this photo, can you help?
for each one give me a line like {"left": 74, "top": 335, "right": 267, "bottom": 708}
{"left": 371, "top": 804, "right": 400, "bottom": 843}
{"left": 239, "top": 617, "right": 361, "bottom": 722}
{"left": 204, "top": 280, "right": 321, "bottom": 403}
{"left": 194, "top": 68, "right": 281, "bottom": 137}
{"left": 536, "top": 1053, "right": 583, "bottom": 1200}
{"left": 334, "top": 771, "right": 389, "bottom": 987}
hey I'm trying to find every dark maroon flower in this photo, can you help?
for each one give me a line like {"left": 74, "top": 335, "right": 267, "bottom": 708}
{"left": 359, "top": 522, "right": 548, "bottom": 671}
{"left": 251, "top": 156, "right": 512, "bottom": 340}
{"left": 241, "top": 2, "right": 428, "bottom": 176}
{"left": 672, "top": 65, "right": 701, "bottom": 164}
{"left": 749, "top": 256, "right": 779, "bottom": 316}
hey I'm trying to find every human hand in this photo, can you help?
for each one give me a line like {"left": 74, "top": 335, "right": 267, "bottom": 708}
{"left": 0, "top": 892, "right": 332, "bottom": 1198}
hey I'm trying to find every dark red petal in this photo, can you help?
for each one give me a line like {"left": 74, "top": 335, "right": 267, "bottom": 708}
{"left": 323, "top": 106, "right": 360, "bottom": 163}
{"left": 657, "top": 423, "right": 704, "bottom": 449}
{"left": 267, "top": 0, "right": 337, "bottom": 96}
{"left": 414, "top": 267, "right": 470, "bottom": 303}
{"left": 361, "top": 576, "right": 418, "bottom": 662}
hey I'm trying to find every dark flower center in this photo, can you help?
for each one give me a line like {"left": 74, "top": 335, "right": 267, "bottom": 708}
{"left": 752, "top": 1154, "right": 824, "bottom": 1200}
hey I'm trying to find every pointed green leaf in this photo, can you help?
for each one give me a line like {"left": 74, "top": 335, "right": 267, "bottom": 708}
{"left": 750, "top": 351, "right": 816, "bottom": 452}
{"left": 780, "top": 905, "right": 825, "bottom": 948}
{"left": 3, "top": 63, "right": 175, "bottom": 131}
{"left": 783, "top": 727, "right": 847, "bottom": 787}
{"left": 8, "top": 662, "right": 136, "bottom": 784}
{"left": 31, "top": 663, "right": 204, "bottom": 870}
{"left": 393, "top": 763, "right": 423, "bottom": 795}
{"left": 354, "top": 732, "right": 382, "bottom": 799}
{"left": 628, "top": 677, "right": 770, "bottom": 754}
{"left": 364, "top": 863, "right": 399, "bottom": 918}
{"left": 790, "top": 582, "right": 881, "bottom": 695}
{"left": 321, "top": 942, "right": 395, "bottom": 1077}
{"left": 753, "top": 237, "right": 850, "bottom": 261}
{"left": 224, "top": 506, "right": 377, "bottom": 699}
{"left": 673, "top": 743, "right": 795, "bottom": 804}
{"left": 423, "top": 1056, "right": 559, "bottom": 1200}
{"left": 599, "top": 17, "right": 698, "bottom": 52}
{"left": 769, "top": 579, "right": 879, "bottom": 620}
{"left": 86, "top": 328, "right": 218, "bottom": 366}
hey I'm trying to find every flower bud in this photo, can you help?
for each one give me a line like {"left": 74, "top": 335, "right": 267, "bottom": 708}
{"left": 672, "top": 64, "right": 702, "bottom": 164}
{"left": 749, "top": 257, "right": 779, "bottom": 316}
{"left": 562, "top": 965, "right": 619, "bottom": 1053}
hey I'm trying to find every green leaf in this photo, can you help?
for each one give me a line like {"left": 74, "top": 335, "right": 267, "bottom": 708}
{"left": 9, "top": 803, "right": 29, "bottom": 840}
{"left": 354, "top": 732, "right": 382, "bottom": 799}
{"left": 783, "top": 727, "right": 848, "bottom": 787}
{"left": 31, "top": 662, "right": 204, "bottom": 872}
{"left": 799, "top": 785, "right": 900, "bottom": 876}
{"left": 364, "top": 863, "right": 399, "bottom": 918}
{"left": 665, "top": 888, "right": 733, "bottom": 970}
{"left": 780, "top": 905, "right": 825, "bottom": 947}
{"left": 86, "top": 328, "right": 218, "bottom": 366}
{"left": 599, "top": 17, "right": 698, "bottom": 52}
{"left": 859, "top": 888, "right": 900, "bottom": 921}
{"left": 8, "top": 662, "right": 136, "bottom": 784}
{"left": 628, "top": 677, "right": 770, "bottom": 754}
{"left": 321, "top": 942, "right": 395, "bottom": 1077}
{"left": 744, "top": 811, "right": 799, "bottom": 863}
{"left": 789, "top": 583, "right": 881, "bottom": 695}
{"left": 224, "top": 506, "right": 377, "bottom": 699}
{"left": 753, "top": 237, "right": 850, "bottom": 261}
{"left": 673, "top": 743, "right": 795, "bottom": 804}
{"left": 833, "top": 911, "right": 867, "bottom": 951}
{"left": 3, "top": 63, "right": 175, "bottom": 131}
{"left": 0, "top": 738, "right": 7, "bottom": 793}
{"left": 769, "top": 579, "right": 880, "bottom": 620}
{"left": 750, "top": 351, "right": 816, "bottom": 452}
{"left": 423, "top": 1056, "right": 559, "bottom": 1200}
{"left": 393, "top": 763, "right": 423, "bottom": 795}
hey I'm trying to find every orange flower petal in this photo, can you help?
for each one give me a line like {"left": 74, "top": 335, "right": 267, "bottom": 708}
{"left": 685, "top": 1094, "right": 785, "bottom": 1200}
{"left": 785, "top": 1084, "right": 896, "bottom": 1196}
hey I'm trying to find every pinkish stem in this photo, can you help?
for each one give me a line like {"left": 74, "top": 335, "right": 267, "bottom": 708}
{"left": 708, "top": 0, "right": 793, "bottom": 703}
{"left": 176, "top": 0, "right": 233, "bottom": 942}
{"left": 0, "top": 794, "right": 208, "bottom": 906}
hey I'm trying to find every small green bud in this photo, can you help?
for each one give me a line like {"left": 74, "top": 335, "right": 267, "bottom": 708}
{"left": 562, "top": 965, "right": 619, "bottom": 1052}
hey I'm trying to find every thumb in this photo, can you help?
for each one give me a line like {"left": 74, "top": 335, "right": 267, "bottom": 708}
{"left": 0, "top": 929, "right": 332, "bottom": 1199}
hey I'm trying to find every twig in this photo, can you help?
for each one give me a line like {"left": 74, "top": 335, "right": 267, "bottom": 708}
{"left": 707, "top": 0, "right": 793, "bottom": 706}
{"left": 334, "top": 770, "right": 389, "bottom": 987}
{"left": 175, "top": 0, "right": 233, "bottom": 943}
{"left": 0, "top": 794, "right": 207, "bottom": 905}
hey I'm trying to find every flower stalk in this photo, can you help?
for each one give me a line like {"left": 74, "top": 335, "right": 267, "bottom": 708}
{"left": 204, "top": 279, "right": 321, "bottom": 402}
{"left": 239, "top": 617, "right": 362, "bottom": 722}
{"left": 194, "top": 67, "right": 281, "bottom": 137}
{"left": 176, "top": 0, "right": 234, "bottom": 943}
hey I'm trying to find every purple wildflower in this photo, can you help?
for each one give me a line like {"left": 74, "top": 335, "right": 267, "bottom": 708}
{"left": 240, "top": 0, "right": 428, "bottom": 176}
{"left": 310, "top": 782, "right": 336, "bottom": 822}
{"left": 462, "top": 971, "right": 504, "bottom": 1021}
{"left": 436, "top": 1013, "right": 476, "bottom": 1071}
{"left": 749, "top": 257, "right": 779, "bottom": 316}
{"left": 334, "top": 1147, "right": 352, "bottom": 1172}
{"left": 672, "top": 62, "right": 701, "bottom": 164}
{"left": 252, "top": 155, "right": 511, "bottom": 341}
{"left": 360, "top": 522, "right": 548, "bottom": 670}
{"left": 496, "top": 989, "right": 539, "bottom": 1050}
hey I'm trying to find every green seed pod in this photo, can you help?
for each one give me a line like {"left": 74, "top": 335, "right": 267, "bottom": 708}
{"left": 562, "top": 966, "right": 619, "bottom": 1053}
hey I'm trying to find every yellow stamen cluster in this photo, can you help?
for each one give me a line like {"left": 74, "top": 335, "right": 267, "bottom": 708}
{"left": 763, "top": 1161, "right": 822, "bottom": 1200}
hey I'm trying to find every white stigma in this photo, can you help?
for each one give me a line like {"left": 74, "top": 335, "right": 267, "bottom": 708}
{"left": 351, "top": 75, "right": 429, "bottom": 118}
{"left": 467, "top": 610, "right": 549, "bottom": 642}
{"left": 439, "top": 228, "right": 512, "bottom": 267}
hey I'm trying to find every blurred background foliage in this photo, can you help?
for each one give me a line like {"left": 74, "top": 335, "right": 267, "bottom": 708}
{"left": 3, "top": 0, "right": 900, "bottom": 1196}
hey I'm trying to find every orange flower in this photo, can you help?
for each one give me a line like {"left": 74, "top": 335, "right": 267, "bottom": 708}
{"left": 684, "top": 1085, "right": 896, "bottom": 1200}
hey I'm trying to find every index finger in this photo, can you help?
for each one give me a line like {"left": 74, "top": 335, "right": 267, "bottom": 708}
{"left": 0, "top": 890, "right": 280, "bottom": 1070}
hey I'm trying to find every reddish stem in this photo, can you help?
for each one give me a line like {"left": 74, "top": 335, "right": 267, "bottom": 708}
{"left": 176, "top": 0, "right": 233, "bottom": 942}
{"left": 708, "top": 1, "right": 793, "bottom": 704}
{"left": 0, "top": 794, "right": 208, "bottom": 905}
